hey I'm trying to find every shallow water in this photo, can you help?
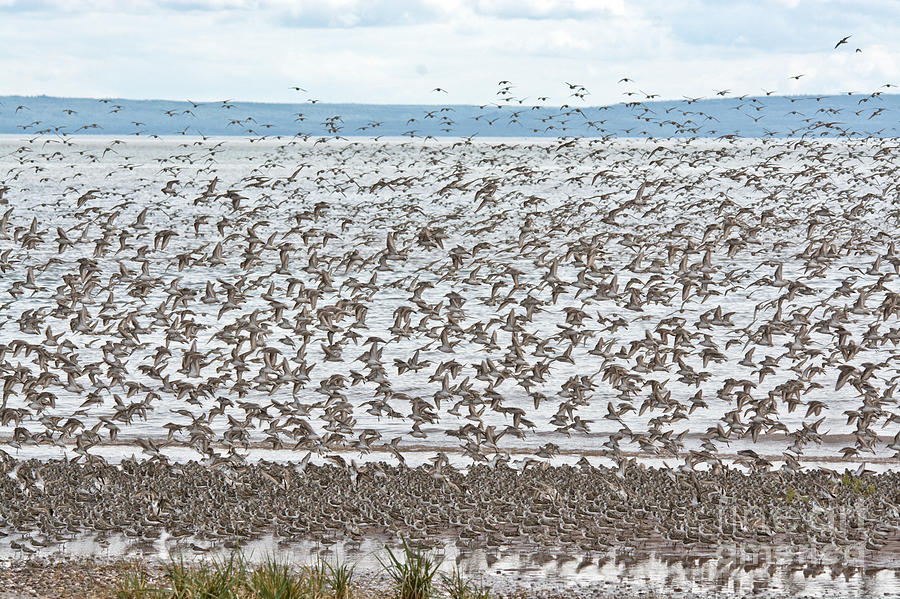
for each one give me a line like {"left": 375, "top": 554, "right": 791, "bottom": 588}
{"left": 5, "top": 534, "right": 900, "bottom": 598}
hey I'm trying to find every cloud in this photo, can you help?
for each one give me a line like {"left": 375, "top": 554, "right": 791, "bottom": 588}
{"left": 472, "top": 0, "right": 626, "bottom": 20}
{"left": 272, "top": 0, "right": 448, "bottom": 28}
{"left": 0, "top": 0, "right": 634, "bottom": 27}
{"left": 0, "top": 0, "right": 898, "bottom": 105}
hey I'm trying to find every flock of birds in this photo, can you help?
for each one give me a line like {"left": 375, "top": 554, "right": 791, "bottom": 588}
{"left": 1, "top": 75, "right": 900, "bottom": 563}
{"left": 2, "top": 458, "right": 900, "bottom": 574}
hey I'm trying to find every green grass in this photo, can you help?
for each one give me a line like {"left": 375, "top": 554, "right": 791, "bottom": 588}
{"left": 115, "top": 545, "right": 492, "bottom": 599}
{"left": 441, "top": 568, "right": 490, "bottom": 599}
{"left": 299, "top": 555, "right": 329, "bottom": 599}
{"left": 116, "top": 561, "right": 164, "bottom": 599}
{"left": 247, "top": 556, "right": 305, "bottom": 599}
{"left": 326, "top": 558, "right": 355, "bottom": 599}
{"left": 115, "top": 551, "right": 357, "bottom": 599}
{"left": 166, "top": 554, "right": 247, "bottom": 599}
{"left": 783, "top": 487, "right": 809, "bottom": 504}
{"left": 377, "top": 539, "right": 443, "bottom": 599}
{"left": 840, "top": 473, "right": 875, "bottom": 496}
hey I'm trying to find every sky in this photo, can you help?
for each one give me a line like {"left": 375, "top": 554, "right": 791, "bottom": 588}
{"left": 0, "top": 0, "right": 898, "bottom": 106}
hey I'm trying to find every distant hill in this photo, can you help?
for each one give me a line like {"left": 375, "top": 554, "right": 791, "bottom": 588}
{"left": 1, "top": 94, "right": 897, "bottom": 138}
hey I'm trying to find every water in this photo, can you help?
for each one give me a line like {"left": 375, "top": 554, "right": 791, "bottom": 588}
{"left": 2, "top": 94, "right": 899, "bottom": 138}
{"left": 4, "top": 533, "right": 900, "bottom": 598}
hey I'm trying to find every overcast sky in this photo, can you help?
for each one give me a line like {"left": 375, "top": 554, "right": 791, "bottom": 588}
{"left": 1, "top": 0, "right": 898, "bottom": 105}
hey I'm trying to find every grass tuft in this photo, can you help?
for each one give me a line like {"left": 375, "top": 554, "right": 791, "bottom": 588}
{"left": 300, "top": 554, "right": 330, "bottom": 599}
{"left": 165, "top": 554, "right": 247, "bottom": 599}
{"left": 248, "top": 555, "right": 305, "bottom": 599}
{"left": 441, "top": 568, "right": 490, "bottom": 599}
{"left": 326, "top": 558, "right": 355, "bottom": 599}
{"left": 116, "top": 561, "right": 163, "bottom": 599}
{"left": 377, "top": 539, "right": 443, "bottom": 599}
{"left": 113, "top": 549, "right": 355, "bottom": 599}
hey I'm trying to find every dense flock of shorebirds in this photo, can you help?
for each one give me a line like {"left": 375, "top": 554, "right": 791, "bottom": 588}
{"left": 1, "top": 99, "right": 900, "bottom": 566}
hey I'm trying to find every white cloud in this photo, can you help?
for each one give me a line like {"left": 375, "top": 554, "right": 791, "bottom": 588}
{"left": 0, "top": 0, "right": 897, "bottom": 105}
{"left": 472, "top": 0, "right": 627, "bottom": 19}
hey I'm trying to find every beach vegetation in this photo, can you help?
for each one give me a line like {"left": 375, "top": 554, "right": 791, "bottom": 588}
{"left": 440, "top": 568, "right": 490, "bottom": 599}
{"left": 377, "top": 538, "right": 443, "bottom": 599}
{"left": 115, "top": 551, "right": 356, "bottom": 599}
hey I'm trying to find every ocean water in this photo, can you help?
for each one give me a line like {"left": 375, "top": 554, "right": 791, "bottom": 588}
{"left": 1, "top": 93, "right": 899, "bottom": 138}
